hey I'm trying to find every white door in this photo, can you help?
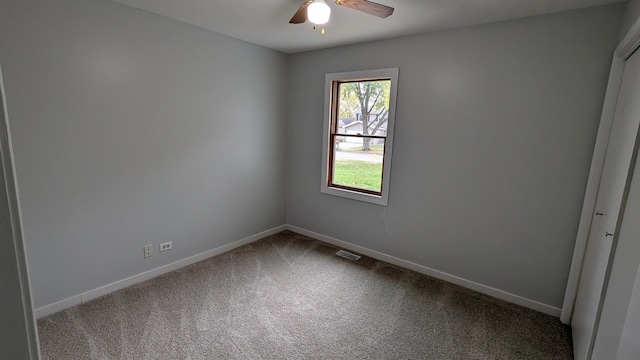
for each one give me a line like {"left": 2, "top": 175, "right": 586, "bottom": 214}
{"left": 0, "top": 65, "right": 40, "bottom": 359}
{"left": 593, "top": 132, "right": 640, "bottom": 359}
{"left": 572, "top": 49, "right": 640, "bottom": 360}
{"left": 616, "top": 264, "right": 640, "bottom": 359}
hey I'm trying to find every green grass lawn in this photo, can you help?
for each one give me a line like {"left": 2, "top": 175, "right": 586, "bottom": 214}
{"left": 333, "top": 160, "right": 382, "bottom": 192}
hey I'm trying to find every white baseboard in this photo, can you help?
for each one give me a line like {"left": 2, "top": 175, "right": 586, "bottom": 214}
{"left": 35, "top": 224, "right": 561, "bottom": 319}
{"left": 285, "top": 224, "right": 562, "bottom": 318}
{"left": 34, "top": 225, "right": 287, "bottom": 318}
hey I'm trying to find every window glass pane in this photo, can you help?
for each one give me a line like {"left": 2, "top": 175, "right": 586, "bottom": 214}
{"left": 336, "top": 80, "right": 391, "bottom": 138}
{"left": 332, "top": 137, "right": 385, "bottom": 193}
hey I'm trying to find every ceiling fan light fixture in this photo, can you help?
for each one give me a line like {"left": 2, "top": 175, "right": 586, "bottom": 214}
{"left": 307, "top": 0, "right": 331, "bottom": 25}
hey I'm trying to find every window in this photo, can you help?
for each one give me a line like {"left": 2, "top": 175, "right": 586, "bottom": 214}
{"left": 321, "top": 68, "right": 399, "bottom": 206}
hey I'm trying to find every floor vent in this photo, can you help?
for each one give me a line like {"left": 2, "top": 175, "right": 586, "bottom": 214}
{"left": 336, "top": 250, "right": 361, "bottom": 261}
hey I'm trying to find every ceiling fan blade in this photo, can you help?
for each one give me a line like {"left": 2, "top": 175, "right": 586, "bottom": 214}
{"left": 289, "top": 0, "right": 314, "bottom": 24}
{"left": 336, "top": 0, "right": 394, "bottom": 18}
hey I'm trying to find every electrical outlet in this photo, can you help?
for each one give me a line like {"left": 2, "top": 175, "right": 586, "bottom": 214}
{"left": 159, "top": 241, "right": 173, "bottom": 252}
{"left": 144, "top": 244, "right": 153, "bottom": 258}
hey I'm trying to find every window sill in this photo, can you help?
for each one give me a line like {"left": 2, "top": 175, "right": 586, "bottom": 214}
{"left": 320, "top": 185, "right": 389, "bottom": 206}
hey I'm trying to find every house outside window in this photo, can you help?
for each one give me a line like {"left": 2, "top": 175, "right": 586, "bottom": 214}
{"left": 320, "top": 68, "right": 399, "bottom": 206}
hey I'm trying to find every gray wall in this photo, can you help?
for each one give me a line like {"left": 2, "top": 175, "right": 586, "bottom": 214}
{"left": 0, "top": 0, "right": 288, "bottom": 308}
{"left": 621, "top": 0, "right": 640, "bottom": 39}
{"left": 286, "top": 5, "right": 622, "bottom": 308}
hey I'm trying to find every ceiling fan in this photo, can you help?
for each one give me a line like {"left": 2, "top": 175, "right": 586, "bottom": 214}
{"left": 289, "top": 0, "right": 394, "bottom": 34}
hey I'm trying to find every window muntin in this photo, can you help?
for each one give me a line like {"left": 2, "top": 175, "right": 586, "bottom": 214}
{"left": 321, "top": 68, "right": 398, "bottom": 206}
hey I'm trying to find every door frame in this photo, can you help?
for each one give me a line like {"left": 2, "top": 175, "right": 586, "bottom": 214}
{"left": 562, "top": 18, "right": 640, "bottom": 324}
{"left": 0, "top": 62, "right": 41, "bottom": 358}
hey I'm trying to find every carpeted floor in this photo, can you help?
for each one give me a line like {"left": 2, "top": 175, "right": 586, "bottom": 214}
{"left": 37, "top": 231, "right": 573, "bottom": 359}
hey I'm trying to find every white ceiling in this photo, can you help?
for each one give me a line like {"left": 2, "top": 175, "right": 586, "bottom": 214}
{"left": 113, "top": 0, "right": 624, "bottom": 53}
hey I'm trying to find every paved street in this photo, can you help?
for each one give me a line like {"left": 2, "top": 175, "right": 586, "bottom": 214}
{"left": 335, "top": 142, "right": 383, "bottom": 163}
{"left": 335, "top": 150, "right": 383, "bottom": 163}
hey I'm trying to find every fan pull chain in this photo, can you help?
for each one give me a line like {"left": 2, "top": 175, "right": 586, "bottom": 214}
{"left": 310, "top": 23, "right": 325, "bottom": 35}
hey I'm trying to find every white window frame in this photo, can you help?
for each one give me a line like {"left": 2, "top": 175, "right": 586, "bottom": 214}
{"left": 320, "top": 68, "right": 399, "bottom": 206}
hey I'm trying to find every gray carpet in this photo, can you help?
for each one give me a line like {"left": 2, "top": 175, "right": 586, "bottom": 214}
{"left": 37, "top": 231, "right": 573, "bottom": 359}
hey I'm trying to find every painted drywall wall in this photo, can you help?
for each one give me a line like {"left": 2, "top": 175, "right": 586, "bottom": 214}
{"left": 0, "top": 0, "right": 288, "bottom": 309}
{"left": 620, "top": 0, "right": 640, "bottom": 39}
{"left": 0, "top": 66, "right": 39, "bottom": 359}
{"left": 286, "top": 5, "right": 622, "bottom": 308}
